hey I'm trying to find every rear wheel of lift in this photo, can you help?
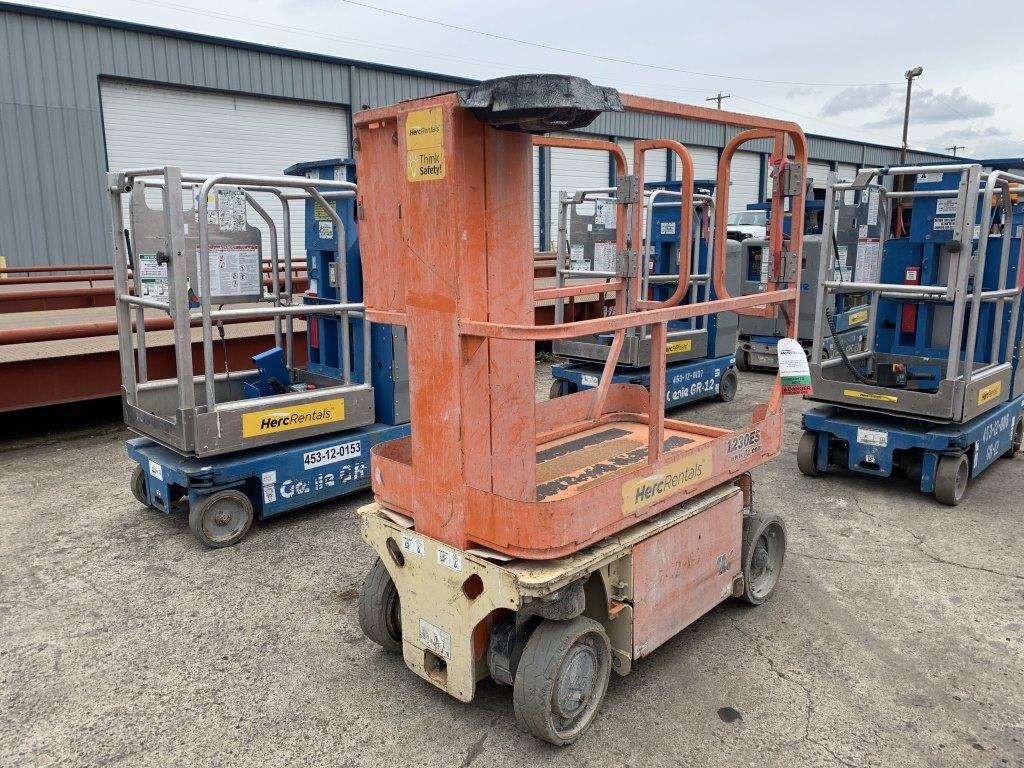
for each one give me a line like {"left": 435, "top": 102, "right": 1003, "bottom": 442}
{"left": 714, "top": 368, "right": 739, "bottom": 403}
{"left": 735, "top": 349, "right": 750, "bottom": 372}
{"left": 188, "top": 489, "right": 253, "bottom": 547}
{"left": 513, "top": 616, "right": 611, "bottom": 745}
{"left": 549, "top": 379, "right": 564, "bottom": 399}
{"left": 1003, "top": 417, "right": 1023, "bottom": 459}
{"left": 358, "top": 558, "right": 402, "bottom": 653}
{"left": 934, "top": 453, "right": 970, "bottom": 506}
{"left": 130, "top": 465, "right": 150, "bottom": 508}
{"left": 740, "top": 513, "right": 786, "bottom": 605}
{"left": 797, "top": 432, "right": 823, "bottom": 477}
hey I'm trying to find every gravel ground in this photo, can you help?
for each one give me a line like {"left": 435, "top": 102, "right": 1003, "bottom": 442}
{"left": 1, "top": 365, "right": 1021, "bottom": 767}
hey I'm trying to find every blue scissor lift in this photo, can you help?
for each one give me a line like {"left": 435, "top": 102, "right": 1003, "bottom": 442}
{"left": 124, "top": 159, "right": 409, "bottom": 546}
{"left": 799, "top": 163, "right": 1024, "bottom": 504}
{"left": 550, "top": 180, "right": 742, "bottom": 408}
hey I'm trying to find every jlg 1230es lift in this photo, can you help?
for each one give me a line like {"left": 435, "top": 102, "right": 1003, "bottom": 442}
{"left": 354, "top": 75, "right": 807, "bottom": 744}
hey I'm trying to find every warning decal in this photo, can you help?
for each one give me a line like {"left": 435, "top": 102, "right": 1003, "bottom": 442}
{"left": 406, "top": 107, "right": 446, "bottom": 182}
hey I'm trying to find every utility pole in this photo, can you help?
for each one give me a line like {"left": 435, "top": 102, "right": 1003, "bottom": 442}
{"left": 900, "top": 66, "right": 924, "bottom": 164}
{"left": 945, "top": 144, "right": 965, "bottom": 157}
{"left": 706, "top": 92, "right": 730, "bottom": 110}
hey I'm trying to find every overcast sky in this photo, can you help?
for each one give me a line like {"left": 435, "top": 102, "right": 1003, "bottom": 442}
{"left": 21, "top": 0, "right": 1024, "bottom": 158}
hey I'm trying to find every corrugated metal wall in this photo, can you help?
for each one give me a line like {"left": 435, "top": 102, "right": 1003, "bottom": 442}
{"left": 0, "top": 4, "right": 961, "bottom": 267}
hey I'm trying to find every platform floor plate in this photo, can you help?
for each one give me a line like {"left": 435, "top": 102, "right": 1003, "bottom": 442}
{"left": 535, "top": 420, "right": 712, "bottom": 501}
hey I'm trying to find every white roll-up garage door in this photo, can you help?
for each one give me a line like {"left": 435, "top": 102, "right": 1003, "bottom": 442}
{"left": 617, "top": 138, "right": 670, "bottom": 183}
{"left": 728, "top": 151, "right": 762, "bottom": 211}
{"left": 101, "top": 80, "right": 349, "bottom": 260}
{"left": 533, "top": 146, "right": 542, "bottom": 251}
{"left": 673, "top": 146, "right": 719, "bottom": 185}
{"left": 837, "top": 163, "right": 859, "bottom": 182}
{"left": 547, "top": 133, "right": 612, "bottom": 251}
{"left": 807, "top": 161, "right": 833, "bottom": 190}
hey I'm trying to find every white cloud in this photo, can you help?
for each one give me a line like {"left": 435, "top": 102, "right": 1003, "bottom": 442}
{"left": 864, "top": 87, "right": 995, "bottom": 128}
{"left": 924, "top": 126, "right": 1024, "bottom": 159}
{"left": 819, "top": 84, "right": 895, "bottom": 116}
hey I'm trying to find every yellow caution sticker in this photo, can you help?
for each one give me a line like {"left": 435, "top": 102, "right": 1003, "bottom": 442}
{"left": 406, "top": 107, "right": 446, "bottom": 182}
{"left": 666, "top": 339, "right": 693, "bottom": 354}
{"left": 847, "top": 309, "right": 869, "bottom": 325}
{"left": 843, "top": 389, "right": 899, "bottom": 403}
{"left": 978, "top": 381, "right": 1002, "bottom": 405}
{"left": 242, "top": 398, "right": 346, "bottom": 438}
{"left": 622, "top": 449, "right": 712, "bottom": 515}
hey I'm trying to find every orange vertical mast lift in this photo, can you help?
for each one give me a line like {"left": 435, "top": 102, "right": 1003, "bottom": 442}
{"left": 354, "top": 75, "right": 807, "bottom": 744}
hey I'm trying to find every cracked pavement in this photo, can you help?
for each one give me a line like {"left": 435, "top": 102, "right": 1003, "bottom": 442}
{"left": 1, "top": 366, "right": 1021, "bottom": 767}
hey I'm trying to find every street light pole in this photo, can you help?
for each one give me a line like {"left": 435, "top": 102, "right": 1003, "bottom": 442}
{"left": 900, "top": 66, "right": 924, "bottom": 164}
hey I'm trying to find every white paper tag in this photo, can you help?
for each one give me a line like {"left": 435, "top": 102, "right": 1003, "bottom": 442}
{"left": 777, "top": 338, "right": 812, "bottom": 395}
{"left": 593, "top": 242, "right": 616, "bottom": 272}
{"left": 318, "top": 220, "right": 334, "bottom": 239}
{"left": 569, "top": 244, "right": 585, "bottom": 265}
{"left": 856, "top": 428, "right": 888, "bottom": 447}
{"left": 148, "top": 460, "right": 163, "bottom": 481}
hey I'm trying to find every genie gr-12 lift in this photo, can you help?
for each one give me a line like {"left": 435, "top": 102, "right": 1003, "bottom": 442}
{"left": 736, "top": 188, "right": 869, "bottom": 372}
{"left": 110, "top": 160, "right": 409, "bottom": 547}
{"left": 550, "top": 179, "right": 743, "bottom": 408}
{"left": 799, "top": 164, "right": 1024, "bottom": 504}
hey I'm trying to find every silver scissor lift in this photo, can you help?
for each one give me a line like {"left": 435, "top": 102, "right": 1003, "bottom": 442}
{"left": 108, "top": 166, "right": 376, "bottom": 457}
{"left": 809, "top": 164, "right": 1024, "bottom": 423}
{"left": 551, "top": 186, "right": 727, "bottom": 366}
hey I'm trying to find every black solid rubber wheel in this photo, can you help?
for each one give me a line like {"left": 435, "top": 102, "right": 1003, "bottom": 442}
{"left": 735, "top": 349, "right": 750, "bottom": 372}
{"left": 714, "top": 368, "right": 739, "bottom": 403}
{"left": 513, "top": 616, "right": 611, "bottom": 746}
{"left": 549, "top": 379, "right": 564, "bottom": 399}
{"left": 740, "top": 513, "right": 786, "bottom": 605}
{"left": 934, "top": 453, "right": 970, "bottom": 506}
{"left": 1003, "top": 417, "right": 1023, "bottom": 459}
{"left": 358, "top": 558, "right": 402, "bottom": 653}
{"left": 797, "top": 431, "right": 822, "bottom": 477}
{"left": 188, "top": 489, "right": 253, "bottom": 548}
{"left": 131, "top": 465, "right": 150, "bottom": 507}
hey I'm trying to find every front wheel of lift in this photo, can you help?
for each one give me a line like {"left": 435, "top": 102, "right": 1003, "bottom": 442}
{"left": 740, "top": 513, "right": 786, "bottom": 605}
{"left": 797, "top": 431, "right": 823, "bottom": 477}
{"left": 714, "top": 368, "right": 739, "bottom": 403}
{"left": 548, "top": 379, "right": 564, "bottom": 399}
{"left": 934, "top": 453, "right": 970, "bottom": 506}
{"left": 513, "top": 616, "right": 611, "bottom": 746}
{"left": 1003, "top": 417, "right": 1023, "bottom": 459}
{"left": 130, "top": 465, "right": 150, "bottom": 508}
{"left": 358, "top": 558, "right": 402, "bottom": 653}
{"left": 188, "top": 489, "right": 253, "bottom": 548}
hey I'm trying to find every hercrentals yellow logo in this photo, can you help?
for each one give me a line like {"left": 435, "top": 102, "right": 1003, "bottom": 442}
{"left": 621, "top": 448, "right": 712, "bottom": 515}
{"left": 241, "top": 398, "right": 345, "bottom": 438}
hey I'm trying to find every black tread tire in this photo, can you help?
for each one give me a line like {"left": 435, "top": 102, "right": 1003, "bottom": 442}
{"left": 358, "top": 558, "right": 402, "bottom": 653}
{"left": 934, "top": 453, "right": 970, "bottom": 506}
{"left": 549, "top": 379, "right": 564, "bottom": 400}
{"left": 797, "top": 431, "right": 822, "bottom": 477}
{"left": 131, "top": 465, "right": 150, "bottom": 507}
{"left": 188, "top": 489, "right": 253, "bottom": 548}
{"left": 714, "top": 368, "right": 739, "bottom": 403}
{"left": 740, "top": 512, "right": 787, "bottom": 605}
{"left": 735, "top": 349, "right": 750, "bottom": 372}
{"left": 1003, "top": 417, "right": 1023, "bottom": 459}
{"left": 513, "top": 616, "right": 611, "bottom": 746}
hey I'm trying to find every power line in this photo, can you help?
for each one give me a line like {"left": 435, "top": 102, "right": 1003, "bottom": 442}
{"left": 931, "top": 95, "right": 1024, "bottom": 148}
{"left": 339, "top": 0, "right": 903, "bottom": 88}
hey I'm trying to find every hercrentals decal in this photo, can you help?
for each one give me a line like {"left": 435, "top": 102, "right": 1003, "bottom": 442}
{"left": 241, "top": 398, "right": 345, "bottom": 438}
{"left": 621, "top": 448, "right": 712, "bottom": 515}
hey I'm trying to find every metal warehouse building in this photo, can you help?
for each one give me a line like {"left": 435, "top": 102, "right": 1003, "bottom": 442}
{"left": 0, "top": 2, "right": 957, "bottom": 268}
